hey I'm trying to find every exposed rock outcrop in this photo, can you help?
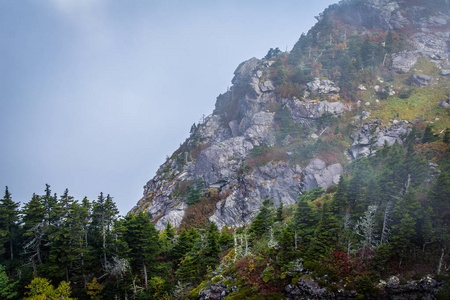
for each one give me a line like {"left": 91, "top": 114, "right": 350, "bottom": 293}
{"left": 349, "top": 120, "right": 411, "bottom": 159}
{"left": 410, "top": 74, "right": 434, "bottom": 87}
{"left": 284, "top": 275, "right": 444, "bottom": 300}
{"left": 286, "top": 99, "right": 350, "bottom": 126}
{"left": 391, "top": 51, "right": 419, "bottom": 74}
{"left": 306, "top": 78, "right": 340, "bottom": 95}
{"left": 209, "top": 162, "right": 304, "bottom": 229}
{"left": 440, "top": 95, "right": 450, "bottom": 108}
{"left": 301, "top": 158, "right": 342, "bottom": 191}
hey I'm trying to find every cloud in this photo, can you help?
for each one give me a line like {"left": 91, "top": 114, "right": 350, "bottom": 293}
{"left": 43, "top": 0, "right": 114, "bottom": 48}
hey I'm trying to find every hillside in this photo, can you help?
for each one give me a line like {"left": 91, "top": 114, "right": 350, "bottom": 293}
{"left": 0, "top": 0, "right": 449, "bottom": 299}
{"left": 131, "top": 0, "right": 450, "bottom": 231}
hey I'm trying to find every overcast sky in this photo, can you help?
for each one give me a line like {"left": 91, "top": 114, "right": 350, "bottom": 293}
{"left": 0, "top": 0, "right": 338, "bottom": 215}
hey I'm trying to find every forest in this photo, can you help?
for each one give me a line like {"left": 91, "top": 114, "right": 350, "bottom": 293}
{"left": 0, "top": 125, "right": 449, "bottom": 299}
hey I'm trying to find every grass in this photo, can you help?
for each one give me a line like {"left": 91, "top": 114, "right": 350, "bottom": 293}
{"left": 366, "top": 58, "right": 450, "bottom": 130}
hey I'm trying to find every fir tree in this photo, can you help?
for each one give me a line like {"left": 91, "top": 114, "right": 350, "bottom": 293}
{"left": 307, "top": 199, "right": 339, "bottom": 259}
{"left": 122, "top": 212, "right": 159, "bottom": 291}
{"left": 292, "top": 195, "right": 317, "bottom": 246}
{"left": 330, "top": 175, "right": 348, "bottom": 215}
{"left": 22, "top": 193, "right": 46, "bottom": 270}
{"left": 0, "top": 187, "right": 20, "bottom": 262}
{"left": 249, "top": 199, "right": 274, "bottom": 238}
{"left": 422, "top": 124, "right": 437, "bottom": 143}
{"left": 276, "top": 202, "right": 284, "bottom": 223}
{"left": 172, "top": 229, "right": 193, "bottom": 268}
{"left": 391, "top": 188, "right": 422, "bottom": 261}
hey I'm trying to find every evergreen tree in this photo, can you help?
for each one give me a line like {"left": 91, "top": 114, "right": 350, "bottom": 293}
{"left": 45, "top": 189, "right": 76, "bottom": 282}
{"left": 172, "top": 229, "right": 193, "bottom": 268}
{"left": 0, "top": 187, "right": 20, "bottom": 262}
{"left": 292, "top": 195, "right": 317, "bottom": 246}
{"left": 385, "top": 30, "right": 394, "bottom": 54}
{"left": 122, "top": 212, "right": 159, "bottom": 291}
{"left": 443, "top": 128, "right": 450, "bottom": 144}
{"left": 176, "top": 233, "right": 206, "bottom": 283}
{"left": 276, "top": 202, "right": 284, "bottom": 223}
{"left": 22, "top": 193, "right": 46, "bottom": 271}
{"left": 204, "top": 222, "right": 220, "bottom": 267}
{"left": 90, "top": 193, "right": 119, "bottom": 272}
{"left": 307, "top": 199, "right": 339, "bottom": 259}
{"left": 391, "top": 188, "right": 422, "bottom": 260}
{"left": 249, "top": 199, "right": 274, "bottom": 238}
{"left": 428, "top": 171, "right": 450, "bottom": 221}
{"left": 330, "top": 175, "right": 348, "bottom": 215}
{"left": 422, "top": 124, "right": 437, "bottom": 143}
{"left": 0, "top": 264, "right": 18, "bottom": 299}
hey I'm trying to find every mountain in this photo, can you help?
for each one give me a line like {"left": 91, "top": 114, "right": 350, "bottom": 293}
{"left": 130, "top": 0, "right": 450, "bottom": 232}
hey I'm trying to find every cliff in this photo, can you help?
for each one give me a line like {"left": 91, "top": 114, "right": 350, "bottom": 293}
{"left": 130, "top": 0, "right": 450, "bottom": 231}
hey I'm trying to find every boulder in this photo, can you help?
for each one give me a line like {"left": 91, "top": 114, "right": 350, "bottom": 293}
{"left": 439, "top": 95, "right": 450, "bottom": 108}
{"left": 440, "top": 69, "right": 450, "bottom": 76}
{"left": 301, "top": 158, "right": 343, "bottom": 191}
{"left": 391, "top": 51, "right": 419, "bottom": 73}
{"left": 306, "top": 78, "right": 340, "bottom": 94}
{"left": 410, "top": 74, "right": 434, "bottom": 87}
{"left": 286, "top": 99, "right": 350, "bottom": 126}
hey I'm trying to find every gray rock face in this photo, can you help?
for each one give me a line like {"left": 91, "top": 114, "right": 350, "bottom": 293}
{"left": 349, "top": 121, "right": 411, "bottom": 159}
{"left": 209, "top": 162, "right": 304, "bottom": 229}
{"left": 243, "top": 111, "right": 274, "bottom": 144}
{"left": 301, "top": 158, "right": 343, "bottom": 191}
{"left": 194, "top": 136, "right": 254, "bottom": 185}
{"left": 410, "top": 74, "right": 434, "bottom": 87}
{"left": 306, "top": 78, "right": 340, "bottom": 95}
{"left": 391, "top": 51, "right": 419, "bottom": 73}
{"left": 286, "top": 99, "right": 350, "bottom": 126}
{"left": 134, "top": 162, "right": 190, "bottom": 231}
{"left": 413, "top": 31, "right": 450, "bottom": 61}
{"left": 440, "top": 69, "right": 450, "bottom": 76}
{"left": 231, "top": 57, "right": 260, "bottom": 87}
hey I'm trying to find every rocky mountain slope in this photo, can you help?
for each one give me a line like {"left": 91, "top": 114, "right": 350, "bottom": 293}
{"left": 130, "top": 0, "right": 450, "bottom": 231}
